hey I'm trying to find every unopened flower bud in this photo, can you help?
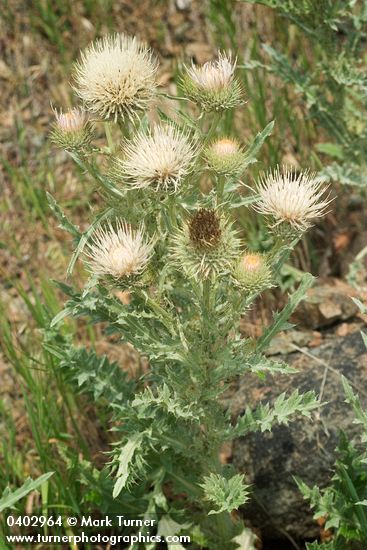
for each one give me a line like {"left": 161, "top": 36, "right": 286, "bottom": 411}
{"left": 234, "top": 252, "right": 272, "bottom": 291}
{"left": 205, "top": 137, "right": 245, "bottom": 176}
{"left": 182, "top": 53, "right": 244, "bottom": 112}
{"left": 51, "top": 108, "right": 94, "bottom": 152}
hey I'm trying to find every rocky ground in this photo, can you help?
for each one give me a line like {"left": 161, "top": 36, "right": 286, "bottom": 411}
{"left": 232, "top": 281, "right": 367, "bottom": 545}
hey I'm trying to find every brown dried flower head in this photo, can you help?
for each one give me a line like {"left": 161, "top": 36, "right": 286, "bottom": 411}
{"left": 189, "top": 208, "right": 222, "bottom": 249}
{"left": 171, "top": 209, "right": 240, "bottom": 279}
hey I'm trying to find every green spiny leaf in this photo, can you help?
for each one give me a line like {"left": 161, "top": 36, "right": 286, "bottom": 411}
{"left": 46, "top": 192, "right": 80, "bottom": 237}
{"left": 157, "top": 516, "right": 191, "bottom": 550}
{"left": 200, "top": 473, "right": 250, "bottom": 515}
{"left": 257, "top": 273, "right": 314, "bottom": 352}
{"left": 113, "top": 433, "right": 145, "bottom": 498}
{"left": 243, "top": 120, "right": 274, "bottom": 165}
{"left": 230, "top": 389, "right": 319, "bottom": 437}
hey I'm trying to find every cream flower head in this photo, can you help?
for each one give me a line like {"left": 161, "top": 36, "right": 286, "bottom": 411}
{"left": 254, "top": 166, "right": 331, "bottom": 232}
{"left": 187, "top": 53, "right": 235, "bottom": 91}
{"left": 85, "top": 220, "right": 153, "bottom": 280}
{"left": 183, "top": 53, "right": 243, "bottom": 112}
{"left": 73, "top": 33, "right": 158, "bottom": 121}
{"left": 113, "top": 124, "right": 197, "bottom": 192}
{"left": 210, "top": 138, "right": 240, "bottom": 156}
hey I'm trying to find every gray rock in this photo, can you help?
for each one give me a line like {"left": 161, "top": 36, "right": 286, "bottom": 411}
{"left": 231, "top": 331, "right": 367, "bottom": 540}
{"left": 291, "top": 281, "right": 358, "bottom": 329}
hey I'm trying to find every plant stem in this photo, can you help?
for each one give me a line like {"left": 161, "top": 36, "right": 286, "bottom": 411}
{"left": 216, "top": 175, "right": 226, "bottom": 201}
{"left": 167, "top": 197, "right": 178, "bottom": 231}
{"left": 203, "top": 112, "right": 222, "bottom": 146}
{"left": 104, "top": 122, "right": 115, "bottom": 153}
{"left": 117, "top": 118, "right": 131, "bottom": 140}
{"left": 134, "top": 290, "right": 175, "bottom": 336}
{"left": 69, "top": 152, "right": 124, "bottom": 200}
{"left": 201, "top": 278, "right": 214, "bottom": 352}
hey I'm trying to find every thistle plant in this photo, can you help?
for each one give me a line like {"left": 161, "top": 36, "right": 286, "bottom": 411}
{"left": 48, "top": 32, "right": 331, "bottom": 548}
{"left": 298, "top": 382, "right": 367, "bottom": 550}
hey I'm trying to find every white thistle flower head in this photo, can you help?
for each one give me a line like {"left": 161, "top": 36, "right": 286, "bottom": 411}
{"left": 85, "top": 220, "right": 153, "bottom": 281}
{"left": 234, "top": 252, "right": 272, "bottom": 291}
{"left": 254, "top": 166, "right": 331, "bottom": 233}
{"left": 51, "top": 108, "right": 94, "bottom": 151}
{"left": 187, "top": 53, "right": 235, "bottom": 91}
{"left": 171, "top": 209, "right": 241, "bottom": 279}
{"left": 113, "top": 125, "right": 198, "bottom": 192}
{"left": 73, "top": 33, "right": 158, "bottom": 122}
{"left": 205, "top": 137, "right": 245, "bottom": 176}
{"left": 183, "top": 53, "right": 243, "bottom": 112}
